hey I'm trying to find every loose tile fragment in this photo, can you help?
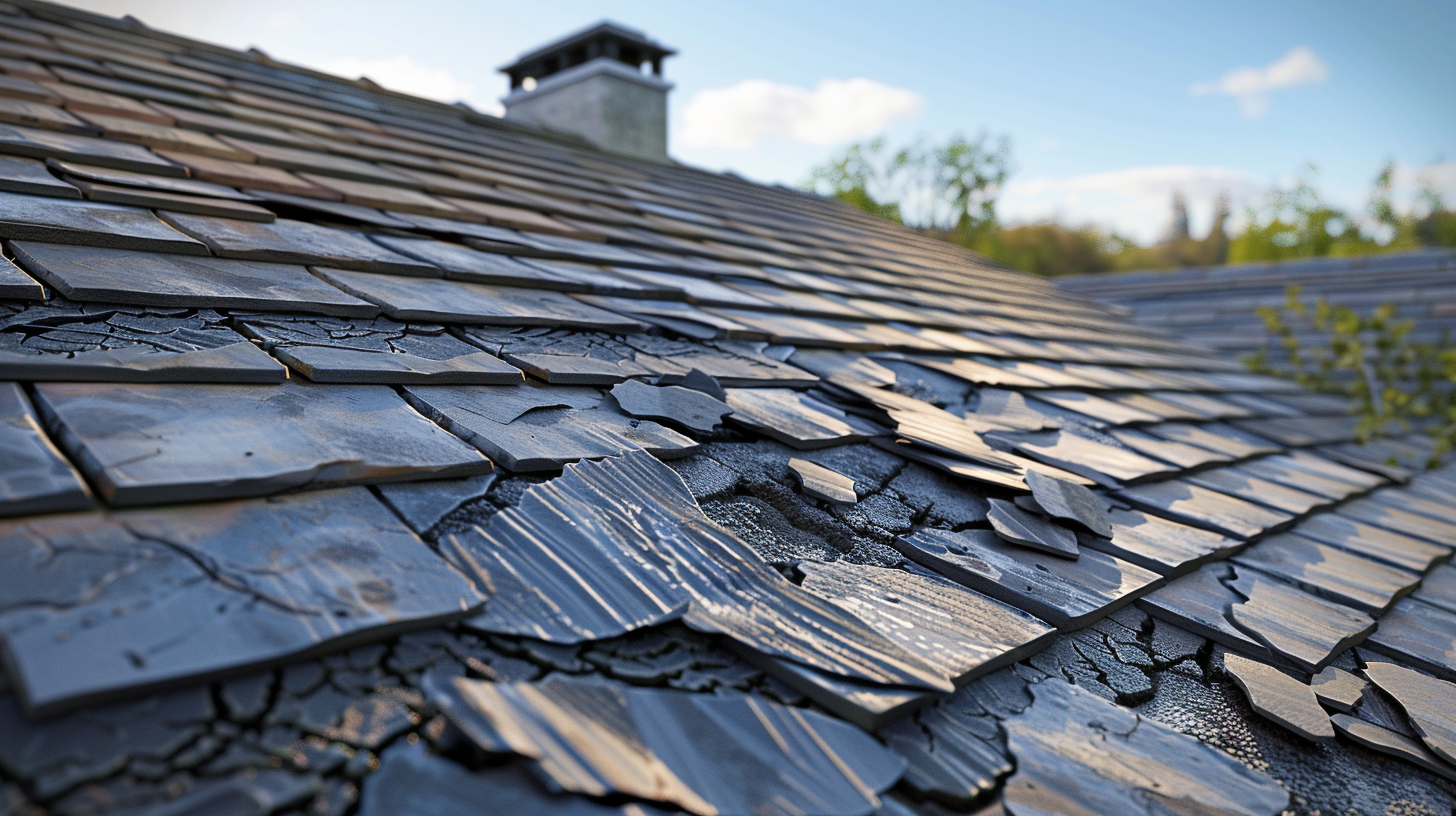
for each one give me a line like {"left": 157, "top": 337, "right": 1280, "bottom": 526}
{"left": 433, "top": 675, "right": 907, "bottom": 816}
{"left": 0, "top": 301, "right": 285, "bottom": 383}
{"left": 234, "top": 313, "right": 523, "bottom": 384}
{"left": 0, "top": 381, "right": 91, "bottom": 516}
{"left": 1223, "top": 653, "right": 1335, "bottom": 741}
{"left": 1363, "top": 660, "right": 1456, "bottom": 766}
{"left": 1024, "top": 468, "right": 1112, "bottom": 537}
{"left": 610, "top": 379, "right": 733, "bottom": 434}
{"left": 987, "top": 498, "right": 1079, "bottom": 558}
{"left": 798, "top": 560, "right": 1056, "bottom": 686}
{"left": 896, "top": 527, "right": 1161, "bottom": 628}
{"left": 1365, "top": 598, "right": 1456, "bottom": 681}
{"left": 1331, "top": 714, "right": 1456, "bottom": 783}
{"left": 358, "top": 742, "right": 659, "bottom": 816}
{"left": 441, "top": 451, "right": 950, "bottom": 691}
{"left": 0, "top": 487, "right": 484, "bottom": 715}
{"left": 376, "top": 472, "right": 499, "bottom": 534}
{"left": 726, "top": 387, "right": 885, "bottom": 449}
{"left": 1311, "top": 666, "right": 1367, "bottom": 712}
{"left": 11, "top": 240, "right": 378, "bottom": 316}
{"left": 879, "top": 703, "right": 1011, "bottom": 805}
{"left": 743, "top": 655, "right": 941, "bottom": 730}
{"left": 1001, "top": 680, "right": 1288, "bottom": 815}
{"left": 788, "top": 457, "right": 859, "bottom": 504}
{"left": 35, "top": 379, "right": 491, "bottom": 505}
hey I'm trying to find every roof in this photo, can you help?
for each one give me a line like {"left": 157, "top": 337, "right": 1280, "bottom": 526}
{"left": 2, "top": 2, "right": 1456, "bottom": 814}
{"left": 1059, "top": 249, "right": 1456, "bottom": 359}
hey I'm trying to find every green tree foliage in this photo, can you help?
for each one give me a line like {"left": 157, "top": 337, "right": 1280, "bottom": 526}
{"left": 808, "top": 140, "right": 1456, "bottom": 278}
{"left": 1245, "top": 286, "right": 1456, "bottom": 464}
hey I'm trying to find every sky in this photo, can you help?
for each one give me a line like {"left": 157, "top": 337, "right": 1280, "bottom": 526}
{"left": 64, "top": 0, "right": 1456, "bottom": 244}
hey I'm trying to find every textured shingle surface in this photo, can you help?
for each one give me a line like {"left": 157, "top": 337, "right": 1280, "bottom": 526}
{"left": 0, "top": 3, "right": 1455, "bottom": 814}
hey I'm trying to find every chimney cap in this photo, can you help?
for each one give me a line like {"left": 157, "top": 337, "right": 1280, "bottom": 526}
{"left": 499, "top": 20, "right": 676, "bottom": 90}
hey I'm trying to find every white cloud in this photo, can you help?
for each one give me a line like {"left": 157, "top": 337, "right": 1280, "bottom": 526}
{"left": 999, "top": 165, "right": 1266, "bottom": 244}
{"left": 265, "top": 10, "right": 301, "bottom": 31}
{"left": 1191, "top": 47, "right": 1329, "bottom": 117}
{"left": 318, "top": 55, "right": 493, "bottom": 111}
{"left": 679, "top": 78, "right": 924, "bottom": 149}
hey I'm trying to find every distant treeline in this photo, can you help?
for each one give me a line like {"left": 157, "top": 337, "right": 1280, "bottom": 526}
{"left": 806, "top": 138, "right": 1456, "bottom": 277}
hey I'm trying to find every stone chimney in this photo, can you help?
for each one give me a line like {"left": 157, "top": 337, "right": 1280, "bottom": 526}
{"left": 500, "top": 22, "right": 675, "bottom": 163}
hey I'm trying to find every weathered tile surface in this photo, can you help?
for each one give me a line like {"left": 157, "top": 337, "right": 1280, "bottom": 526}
{"left": 234, "top": 313, "right": 523, "bottom": 384}
{"left": 1223, "top": 653, "right": 1335, "bottom": 741}
{"left": 1001, "top": 680, "right": 1288, "bottom": 815}
{"left": 1233, "top": 533, "right": 1419, "bottom": 613}
{"left": 1331, "top": 715, "right": 1456, "bottom": 783}
{"left": 1363, "top": 660, "right": 1456, "bottom": 766}
{"left": 1311, "top": 666, "right": 1367, "bottom": 712}
{"left": 35, "top": 379, "right": 490, "bottom": 504}
{"left": 726, "top": 387, "right": 884, "bottom": 449}
{"left": 0, "top": 488, "right": 483, "bottom": 714}
{"left": 987, "top": 498, "right": 1080, "bottom": 558}
{"left": 0, "top": 189, "right": 206, "bottom": 252}
{"left": 896, "top": 527, "right": 1161, "bottom": 628}
{"left": 1365, "top": 598, "right": 1456, "bottom": 681}
{"left": 0, "top": 154, "right": 78, "bottom": 197}
{"left": 0, "top": 381, "right": 91, "bottom": 516}
{"left": 433, "top": 675, "right": 906, "bottom": 816}
{"left": 1087, "top": 506, "right": 1242, "bottom": 576}
{"left": 159, "top": 213, "right": 436, "bottom": 274}
{"left": 11, "top": 240, "right": 378, "bottom": 316}
{"left": 1116, "top": 478, "right": 1293, "bottom": 539}
{"left": 0, "top": 301, "right": 285, "bottom": 382}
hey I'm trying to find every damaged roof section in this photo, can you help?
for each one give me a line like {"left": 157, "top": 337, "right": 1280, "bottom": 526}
{"left": 0, "top": 1, "right": 1455, "bottom": 814}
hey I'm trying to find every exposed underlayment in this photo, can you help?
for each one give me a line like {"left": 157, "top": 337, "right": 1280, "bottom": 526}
{"left": 0, "top": 3, "right": 1455, "bottom": 814}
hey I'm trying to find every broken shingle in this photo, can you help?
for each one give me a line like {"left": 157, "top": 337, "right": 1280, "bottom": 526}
{"left": 0, "top": 381, "right": 91, "bottom": 517}
{"left": 1223, "top": 653, "right": 1334, "bottom": 741}
{"left": 0, "top": 487, "right": 484, "bottom": 715}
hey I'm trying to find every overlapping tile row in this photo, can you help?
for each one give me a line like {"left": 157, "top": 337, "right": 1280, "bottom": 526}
{"left": 1, "top": 1, "right": 1456, "bottom": 814}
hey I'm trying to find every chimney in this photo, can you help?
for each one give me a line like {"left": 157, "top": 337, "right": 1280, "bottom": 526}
{"left": 500, "top": 22, "right": 676, "bottom": 163}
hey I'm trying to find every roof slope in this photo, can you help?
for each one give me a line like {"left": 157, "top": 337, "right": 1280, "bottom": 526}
{"left": 1, "top": 2, "right": 1455, "bottom": 814}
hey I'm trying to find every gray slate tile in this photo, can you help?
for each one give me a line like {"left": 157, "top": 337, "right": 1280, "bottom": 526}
{"left": 234, "top": 313, "right": 522, "bottom": 384}
{"left": 0, "top": 190, "right": 205, "bottom": 252}
{"left": 11, "top": 241, "right": 378, "bottom": 316}
{"left": 404, "top": 383, "right": 697, "bottom": 472}
{"left": 1187, "top": 467, "right": 1333, "bottom": 515}
{"left": 159, "top": 213, "right": 436, "bottom": 274}
{"left": 987, "top": 498, "right": 1079, "bottom": 558}
{"left": 376, "top": 472, "right": 498, "bottom": 534}
{"left": 1311, "top": 666, "right": 1367, "bottom": 712}
{"left": 799, "top": 560, "right": 1056, "bottom": 687}
{"left": 0, "top": 487, "right": 483, "bottom": 715}
{"left": 0, "top": 382, "right": 91, "bottom": 517}
{"left": 432, "top": 675, "right": 906, "bottom": 816}
{"left": 358, "top": 742, "right": 659, "bottom": 816}
{"left": 0, "top": 154, "right": 78, "bottom": 197}
{"left": 1025, "top": 468, "right": 1112, "bottom": 537}
{"left": 1085, "top": 507, "right": 1241, "bottom": 576}
{"left": 1293, "top": 513, "right": 1451, "bottom": 573}
{"left": 0, "top": 302, "right": 285, "bottom": 382}
{"left": 1331, "top": 714, "right": 1456, "bottom": 783}
{"left": 726, "top": 387, "right": 885, "bottom": 449}
{"left": 315, "top": 267, "right": 647, "bottom": 331}
{"left": 0, "top": 253, "right": 44, "bottom": 299}
{"left": 895, "top": 527, "right": 1161, "bottom": 629}
{"left": 1224, "top": 653, "right": 1335, "bottom": 741}
{"left": 1233, "top": 533, "right": 1421, "bottom": 614}
{"left": 610, "top": 379, "right": 733, "bottom": 435}
{"left": 371, "top": 233, "right": 581, "bottom": 287}
{"left": 1007, "top": 429, "right": 1177, "bottom": 487}
{"left": 1365, "top": 598, "right": 1456, "bottom": 681}
{"left": 1002, "top": 680, "right": 1288, "bottom": 815}
{"left": 1413, "top": 564, "right": 1456, "bottom": 615}
{"left": 1364, "top": 660, "right": 1456, "bottom": 766}
{"left": 34, "top": 379, "right": 491, "bottom": 505}
{"left": 1116, "top": 478, "right": 1294, "bottom": 539}
{"left": 0, "top": 123, "right": 186, "bottom": 175}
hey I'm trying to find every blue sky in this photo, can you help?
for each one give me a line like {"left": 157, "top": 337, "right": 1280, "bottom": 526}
{"left": 70, "top": 0, "right": 1456, "bottom": 243}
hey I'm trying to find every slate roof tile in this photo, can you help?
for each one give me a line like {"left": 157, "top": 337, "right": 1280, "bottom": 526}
{"left": 0, "top": 5, "right": 1451, "bottom": 811}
